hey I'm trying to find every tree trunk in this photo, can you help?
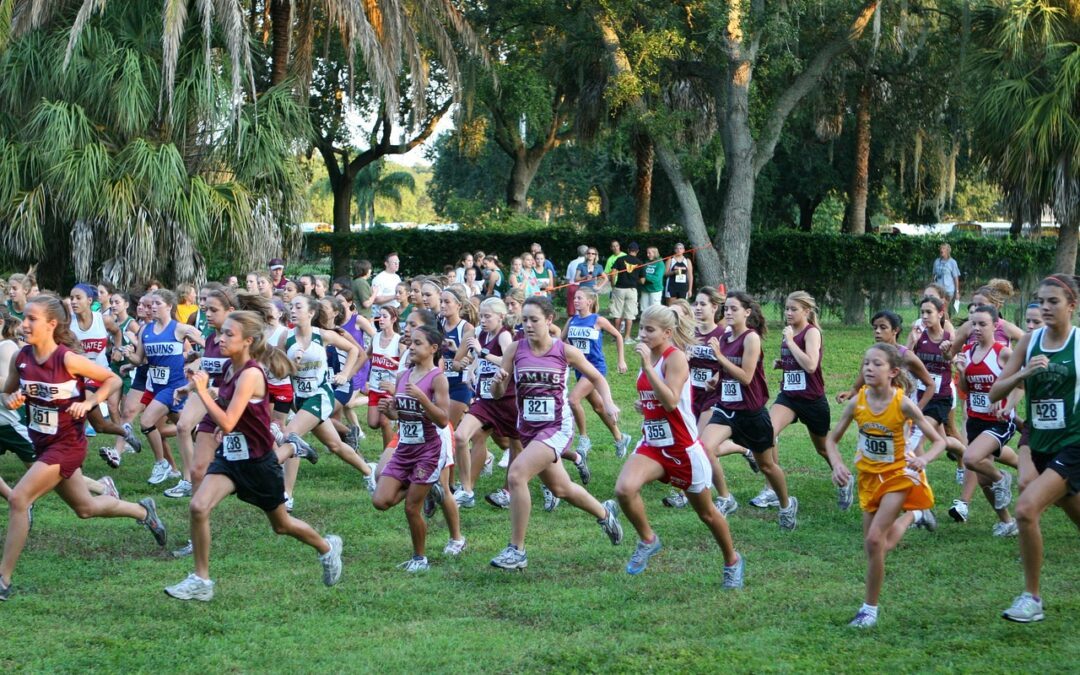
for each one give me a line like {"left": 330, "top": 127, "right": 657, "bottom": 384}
{"left": 506, "top": 153, "right": 541, "bottom": 212}
{"left": 632, "top": 131, "right": 654, "bottom": 232}
{"left": 1054, "top": 217, "right": 1078, "bottom": 274}
{"left": 653, "top": 143, "right": 724, "bottom": 286}
{"left": 797, "top": 195, "right": 820, "bottom": 231}
{"left": 845, "top": 82, "right": 871, "bottom": 234}
{"left": 270, "top": 0, "right": 292, "bottom": 86}
{"left": 331, "top": 173, "right": 353, "bottom": 278}
{"left": 717, "top": 50, "right": 756, "bottom": 290}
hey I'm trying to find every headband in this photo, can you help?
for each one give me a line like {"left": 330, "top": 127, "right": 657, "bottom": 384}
{"left": 1043, "top": 276, "right": 1077, "bottom": 301}
{"left": 74, "top": 283, "right": 98, "bottom": 300}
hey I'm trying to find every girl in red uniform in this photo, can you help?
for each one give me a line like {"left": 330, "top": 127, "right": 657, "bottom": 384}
{"left": 614, "top": 305, "right": 743, "bottom": 585}
{"left": 0, "top": 296, "right": 166, "bottom": 601}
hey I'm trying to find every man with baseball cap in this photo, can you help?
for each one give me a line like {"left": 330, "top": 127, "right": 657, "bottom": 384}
{"left": 268, "top": 258, "right": 288, "bottom": 290}
{"left": 609, "top": 241, "right": 644, "bottom": 343}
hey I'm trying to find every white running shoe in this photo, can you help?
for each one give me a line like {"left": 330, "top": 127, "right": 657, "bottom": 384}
{"left": 364, "top": 463, "right": 378, "bottom": 493}
{"left": 948, "top": 499, "right": 969, "bottom": 523}
{"left": 270, "top": 422, "right": 285, "bottom": 445}
{"left": 542, "top": 484, "right": 560, "bottom": 512}
{"left": 991, "top": 472, "right": 1013, "bottom": 511}
{"left": 164, "top": 479, "right": 192, "bottom": 499}
{"left": 778, "top": 496, "right": 799, "bottom": 531}
{"left": 443, "top": 538, "right": 467, "bottom": 556}
{"left": 171, "top": 540, "right": 194, "bottom": 558}
{"left": 913, "top": 508, "right": 937, "bottom": 532}
{"left": 848, "top": 609, "right": 877, "bottom": 628}
{"left": 722, "top": 553, "right": 745, "bottom": 589}
{"left": 453, "top": 489, "right": 475, "bottom": 508}
{"left": 99, "top": 446, "right": 121, "bottom": 469}
{"left": 614, "top": 432, "right": 632, "bottom": 459}
{"left": 147, "top": 459, "right": 171, "bottom": 485}
{"left": 490, "top": 545, "right": 527, "bottom": 570}
{"left": 284, "top": 493, "right": 294, "bottom": 512}
{"left": 98, "top": 476, "right": 120, "bottom": 500}
{"left": 837, "top": 480, "right": 854, "bottom": 511}
{"left": 166, "top": 468, "right": 181, "bottom": 481}
{"left": 164, "top": 573, "right": 215, "bottom": 601}
{"left": 122, "top": 423, "right": 143, "bottom": 454}
{"left": 397, "top": 556, "right": 430, "bottom": 572}
{"left": 486, "top": 488, "right": 511, "bottom": 509}
{"left": 599, "top": 499, "right": 624, "bottom": 545}
{"left": 992, "top": 520, "right": 1019, "bottom": 537}
{"left": 714, "top": 494, "right": 739, "bottom": 517}
{"left": 481, "top": 451, "right": 494, "bottom": 477}
{"left": 576, "top": 435, "right": 593, "bottom": 457}
{"left": 320, "top": 534, "right": 343, "bottom": 586}
{"left": 498, "top": 450, "right": 510, "bottom": 469}
{"left": 662, "top": 490, "right": 688, "bottom": 508}
{"left": 1002, "top": 592, "right": 1044, "bottom": 623}
{"left": 749, "top": 487, "right": 779, "bottom": 508}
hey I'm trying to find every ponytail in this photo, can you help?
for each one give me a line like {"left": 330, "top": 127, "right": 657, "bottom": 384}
{"left": 228, "top": 311, "right": 295, "bottom": 380}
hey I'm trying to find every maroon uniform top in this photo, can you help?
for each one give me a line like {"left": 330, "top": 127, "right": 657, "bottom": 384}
{"left": 200, "top": 331, "right": 230, "bottom": 387}
{"left": 213, "top": 359, "right": 275, "bottom": 460}
{"left": 16, "top": 344, "right": 86, "bottom": 451}
{"left": 475, "top": 328, "right": 516, "bottom": 401}
{"left": 717, "top": 329, "right": 769, "bottom": 411}
{"left": 914, "top": 329, "right": 953, "bottom": 401}
{"left": 395, "top": 367, "right": 442, "bottom": 451}
{"left": 779, "top": 325, "right": 825, "bottom": 400}
{"left": 687, "top": 325, "right": 727, "bottom": 414}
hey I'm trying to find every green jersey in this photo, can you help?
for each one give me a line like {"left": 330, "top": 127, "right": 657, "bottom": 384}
{"left": 1025, "top": 326, "right": 1080, "bottom": 453}
{"left": 287, "top": 328, "right": 331, "bottom": 397}
{"left": 643, "top": 260, "right": 665, "bottom": 293}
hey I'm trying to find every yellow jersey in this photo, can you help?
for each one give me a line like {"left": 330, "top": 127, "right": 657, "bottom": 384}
{"left": 853, "top": 385, "right": 908, "bottom": 474}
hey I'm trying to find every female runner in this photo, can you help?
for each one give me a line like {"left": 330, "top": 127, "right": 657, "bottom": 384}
{"left": 367, "top": 306, "right": 404, "bottom": 448}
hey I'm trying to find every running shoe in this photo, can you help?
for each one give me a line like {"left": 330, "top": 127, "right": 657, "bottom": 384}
{"left": 948, "top": 499, "right": 969, "bottom": 523}
{"left": 99, "top": 446, "right": 121, "bottom": 469}
{"left": 320, "top": 534, "right": 343, "bottom": 586}
{"left": 498, "top": 450, "right": 510, "bottom": 469}
{"left": 574, "top": 452, "right": 591, "bottom": 486}
{"left": 837, "top": 479, "right": 854, "bottom": 511}
{"left": 99, "top": 476, "right": 120, "bottom": 500}
{"left": 284, "top": 492, "right": 294, "bottom": 512}
{"left": 364, "top": 462, "right": 378, "bottom": 493}
{"left": 147, "top": 459, "right": 170, "bottom": 485}
{"left": 171, "top": 540, "right": 193, "bottom": 558}
{"left": 599, "top": 499, "right": 624, "bottom": 545}
{"left": 486, "top": 488, "right": 511, "bottom": 509}
{"left": 270, "top": 422, "right": 285, "bottom": 446}
{"left": 614, "top": 432, "right": 632, "bottom": 459}
{"left": 749, "top": 487, "right": 779, "bottom": 508}
{"left": 424, "top": 482, "right": 443, "bottom": 519}
{"left": 1002, "top": 592, "right": 1044, "bottom": 623}
{"left": 481, "top": 451, "right": 494, "bottom": 477}
{"left": 27, "top": 503, "right": 33, "bottom": 532}
{"left": 0, "top": 578, "right": 11, "bottom": 601}
{"left": 992, "top": 520, "right": 1019, "bottom": 537}
{"left": 991, "top": 472, "right": 1014, "bottom": 511}
{"left": 722, "top": 553, "right": 745, "bottom": 589}
{"left": 137, "top": 497, "right": 167, "bottom": 546}
{"left": 848, "top": 610, "right": 878, "bottom": 628}
{"left": 288, "top": 432, "right": 319, "bottom": 464}
{"left": 542, "top": 484, "right": 560, "bottom": 512}
{"left": 166, "top": 468, "right": 181, "bottom": 481}
{"left": 576, "top": 434, "right": 592, "bottom": 457}
{"left": 397, "top": 555, "right": 430, "bottom": 573}
{"left": 914, "top": 509, "right": 938, "bottom": 532}
{"left": 453, "top": 489, "right": 475, "bottom": 508}
{"left": 85, "top": 423, "right": 97, "bottom": 437}
{"left": 164, "top": 479, "right": 192, "bottom": 499}
{"left": 714, "top": 494, "right": 739, "bottom": 517}
{"left": 490, "top": 545, "right": 527, "bottom": 570}
{"left": 164, "top": 573, "right": 214, "bottom": 602}
{"left": 955, "top": 467, "right": 965, "bottom": 485}
{"left": 778, "top": 496, "right": 799, "bottom": 531}
{"left": 743, "top": 449, "right": 760, "bottom": 473}
{"left": 626, "top": 536, "right": 662, "bottom": 575}
{"left": 662, "top": 490, "right": 688, "bottom": 508}
{"left": 122, "top": 423, "right": 143, "bottom": 454}
{"left": 443, "top": 538, "right": 467, "bottom": 556}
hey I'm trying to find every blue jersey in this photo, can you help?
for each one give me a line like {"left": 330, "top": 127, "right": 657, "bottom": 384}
{"left": 441, "top": 319, "right": 466, "bottom": 386}
{"left": 141, "top": 320, "right": 187, "bottom": 392}
{"left": 566, "top": 314, "right": 606, "bottom": 374}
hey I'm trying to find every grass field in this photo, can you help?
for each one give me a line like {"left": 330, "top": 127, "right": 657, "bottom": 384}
{"left": 1, "top": 321, "right": 1078, "bottom": 672}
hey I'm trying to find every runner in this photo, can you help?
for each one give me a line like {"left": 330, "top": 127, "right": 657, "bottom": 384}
{"left": 436, "top": 284, "right": 476, "bottom": 480}
{"left": 0, "top": 295, "right": 167, "bottom": 601}
{"left": 825, "top": 342, "right": 943, "bottom": 628}
{"left": 613, "top": 305, "right": 744, "bottom": 585}
{"left": 367, "top": 306, "right": 404, "bottom": 448}
{"left": 164, "top": 310, "right": 342, "bottom": 600}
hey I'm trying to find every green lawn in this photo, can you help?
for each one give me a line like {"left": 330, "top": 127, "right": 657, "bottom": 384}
{"left": 1, "top": 322, "right": 1077, "bottom": 672}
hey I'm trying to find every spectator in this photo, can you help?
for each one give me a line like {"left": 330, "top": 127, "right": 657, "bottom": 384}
{"left": 455, "top": 253, "right": 474, "bottom": 284}
{"left": 609, "top": 241, "right": 643, "bottom": 342}
{"left": 604, "top": 239, "right": 626, "bottom": 278}
{"left": 565, "top": 245, "right": 588, "bottom": 311}
{"left": 535, "top": 252, "right": 554, "bottom": 295}
{"left": 371, "top": 252, "right": 402, "bottom": 318}
{"left": 268, "top": 257, "right": 289, "bottom": 290}
{"left": 932, "top": 243, "right": 961, "bottom": 309}
{"left": 351, "top": 259, "right": 374, "bottom": 311}
{"left": 640, "top": 246, "right": 665, "bottom": 312}
{"left": 664, "top": 242, "right": 693, "bottom": 303}
{"left": 532, "top": 242, "right": 557, "bottom": 278}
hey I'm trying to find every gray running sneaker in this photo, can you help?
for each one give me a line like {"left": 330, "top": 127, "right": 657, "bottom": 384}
{"left": 453, "top": 489, "right": 475, "bottom": 508}
{"left": 574, "top": 453, "right": 591, "bottom": 486}
{"left": 948, "top": 499, "right": 969, "bottom": 523}
{"left": 288, "top": 432, "right": 319, "bottom": 464}
{"left": 837, "top": 479, "right": 854, "bottom": 511}
{"left": 599, "top": 499, "right": 624, "bottom": 545}
{"left": 320, "top": 534, "right": 343, "bottom": 586}
{"left": 743, "top": 450, "right": 760, "bottom": 473}
{"left": 614, "top": 432, "right": 632, "bottom": 459}
{"left": 0, "top": 578, "right": 11, "bottom": 601}
{"left": 915, "top": 509, "right": 938, "bottom": 532}
{"left": 662, "top": 490, "right": 688, "bottom": 508}
{"left": 750, "top": 487, "right": 779, "bottom": 508}
{"left": 778, "top": 496, "right": 799, "bottom": 531}
{"left": 171, "top": 540, "right": 194, "bottom": 558}
{"left": 122, "top": 423, "right": 143, "bottom": 454}
{"left": 992, "top": 520, "right": 1019, "bottom": 537}
{"left": 164, "top": 479, "right": 192, "bottom": 499}
{"left": 364, "top": 463, "right": 378, "bottom": 493}
{"left": 397, "top": 556, "right": 430, "bottom": 572}
{"left": 576, "top": 435, "right": 592, "bottom": 457}
{"left": 991, "top": 471, "right": 1013, "bottom": 511}
{"left": 542, "top": 484, "right": 560, "bottom": 512}
{"left": 148, "top": 460, "right": 173, "bottom": 484}
{"left": 424, "top": 482, "right": 443, "bottom": 519}
{"left": 626, "top": 536, "right": 662, "bottom": 575}
{"left": 714, "top": 494, "right": 739, "bottom": 517}
{"left": 848, "top": 610, "right": 877, "bottom": 628}
{"left": 443, "top": 538, "right": 467, "bottom": 556}
{"left": 99, "top": 446, "right": 122, "bottom": 469}
{"left": 490, "top": 545, "right": 527, "bottom": 570}
{"left": 1002, "top": 592, "right": 1044, "bottom": 623}
{"left": 722, "top": 553, "right": 745, "bottom": 589}
{"left": 164, "top": 573, "right": 214, "bottom": 601}
{"left": 270, "top": 422, "right": 285, "bottom": 445}
{"left": 99, "top": 476, "right": 120, "bottom": 500}
{"left": 486, "top": 488, "right": 511, "bottom": 509}
{"left": 137, "top": 498, "right": 167, "bottom": 547}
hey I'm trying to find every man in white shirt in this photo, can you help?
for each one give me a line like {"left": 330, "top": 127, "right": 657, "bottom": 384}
{"left": 370, "top": 252, "right": 401, "bottom": 319}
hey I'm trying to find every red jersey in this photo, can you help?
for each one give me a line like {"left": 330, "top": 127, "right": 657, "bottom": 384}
{"left": 16, "top": 344, "right": 86, "bottom": 451}
{"left": 963, "top": 342, "right": 1010, "bottom": 422}
{"left": 637, "top": 346, "right": 698, "bottom": 450}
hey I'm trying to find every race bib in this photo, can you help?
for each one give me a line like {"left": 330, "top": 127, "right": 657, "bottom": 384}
{"left": 571, "top": 339, "right": 590, "bottom": 354}
{"left": 643, "top": 419, "right": 674, "bottom": 447}
{"left": 368, "top": 369, "right": 392, "bottom": 390}
{"left": 29, "top": 405, "right": 58, "bottom": 435}
{"left": 479, "top": 378, "right": 495, "bottom": 400}
{"left": 295, "top": 377, "right": 316, "bottom": 395}
{"left": 783, "top": 370, "right": 806, "bottom": 392}
{"left": 919, "top": 373, "right": 944, "bottom": 394}
{"left": 858, "top": 432, "right": 894, "bottom": 462}
{"left": 720, "top": 380, "right": 742, "bottom": 403}
{"left": 444, "top": 358, "right": 460, "bottom": 378}
{"left": 1032, "top": 399, "right": 1065, "bottom": 430}
{"left": 222, "top": 432, "right": 250, "bottom": 461}
{"left": 399, "top": 420, "right": 424, "bottom": 444}
{"left": 149, "top": 366, "right": 170, "bottom": 385}
{"left": 690, "top": 368, "right": 711, "bottom": 389}
{"left": 969, "top": 392, "right": 992, "bottom": 414}
{"left": 675, "top": 274, "right": 687, "bottom": 284}
{"left": 523, "top": 396, "right": 555, "bottom": 422}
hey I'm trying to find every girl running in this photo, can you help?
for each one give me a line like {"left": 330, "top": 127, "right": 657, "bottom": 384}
{"left": 613, "top": 305, "right": 743, "bottom": 585}
{"left": 949, "top": 279, "right": 1024, "bottom": 350}
{"left": 436, "top": 284, "right": 476, "bottom": 473}
{"left": 105, "top": 293, "right": 155, "bottom": 465}
{"left": 164, "top": 310, "right": 341, "bottom": 601}
{"left": 825, "top": 342, "right": 944, "bottom": 628}
{"left": 367, "top": 306, "right": 403, "bottom": 447}
{"left": 0, "top": 295, "right": 167, "bottom": 601}
{"left": 488, "top": 297, "right": 623, "bottom": 570}
{"left": 990, "top": 274, "right": 1080, "bottom": 623}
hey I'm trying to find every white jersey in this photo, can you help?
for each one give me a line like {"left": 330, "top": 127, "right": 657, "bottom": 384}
{"left": 266, "top": 325, "right": 290, "bottom": 386}
{"left": 71, "top": 311, "right": 110, "bottom": 368}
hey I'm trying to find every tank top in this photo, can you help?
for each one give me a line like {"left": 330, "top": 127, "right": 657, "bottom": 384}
{"left": 853, "top": 386, "right": 908, "bottom": 474}
{"left": 440, "top": 319, "right": 466, "bottom": 385}
{"left": 368, "top": 332, "right": 402, "bottom": 393}
{"left": 16, "top": 344, "right": 85, "bottom": 449}
{"left": 637, "top": 346, "right": 697, "bottom": 449}
{"left": 327, "top": 340, "right": 352, "bottom": 395}
{"left": 666, "top": 258, "right": 690, "bottom": 297}
{"left": 341, "top": 315, "right": 370, "bottom": 390}
{"left": 190, "top": 310, "right": 214, "bottom": 355}
{"left": 1024, "top": 327, "right": 1080, "bottom": 454}
{"left": 0, "top": 340, "right": 24, "bottom": 428}
{"left": 142, "top": 320, "right": 187, "bottom": 392}
{"left": 394, "top": 367, "right": 441, "bottom": 446}
{"left": 214, "top": 360, "right": 275, "bottom": 460}
{"left": 286, "top": 328, "right": 330, "bottom": 398}
{"left": 962, "top": 341, "right": 1010, "bottom": 422}
{"left": 687, "top": 325, "right": 726, "bottom": 394}
{"left": 265, "top": 325, "right": 291, "bottom": 387}
{"left": 514, "top": 339, "right": 570, "bottom": 436}
{"left": 779, "top": 325, "right": 825, "bottom": 399}
{"left": 566, "top": 314, "right": 605, "bottom": 372}
{"left": 71, "top": 311, "right": 110, "bottom": 369}
{"left": 200, "top": 331, "right": 229, "bottom": 387}
{"left": 475, "top": 328, "right": 514, "bottom": 400}
{"left": 718, "top": 329, "right": 769, "bottom": 411}
{"left": 914, "top": 329, "right": 952, "bottom": 401}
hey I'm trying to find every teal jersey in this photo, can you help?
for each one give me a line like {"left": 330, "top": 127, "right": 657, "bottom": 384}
{"left": 643, "top": 260, "right": 665, "bottom": 293}
{"left": 1025, "top": 326, "right": 1080, "bottom": 453}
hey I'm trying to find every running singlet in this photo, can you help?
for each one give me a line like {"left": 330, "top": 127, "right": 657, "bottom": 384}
{"left": 914, "top": 330, "right": 953, "bottom": 400}
{"left": 779, "top": 325, "right": 825, "bottom": 399}
{"left": 71, "top": 311, "right": 110, "bottom": 369}
{"left": 142, "top": 320, "right": 187, "bottom": 392}
{"left": 342, "top": 315, "right": 371, "bottom": 392}
{"left": 514, "top": 339, "right": 571, "bottom": 436}
{"left": 475, "top": 328, "right": 514, "bottom": 400}
{"left": 637, "top": 346, "right": 697, "bottom": 449}
{"left": 441, "top": 319, "right": 467, "bottom": 386}
{"left": 566, "top": 314, "right": 605, "bottom": 373}
{"left": 16, "top": 344, "right": 85, "bottom": 449}
{"left": 1024, "top": 327, "right": 1080, "bottom": 454}
{"left": 200, "top": 331, "right": 229, "bottom": 387}
{"left": 717, "top": 329, "right": 769, "bottom": 411}
{"left": 265, "top": 325, "right": 291, "bottom": 389}
{"left": 853, "top": 386, "right": 908, "bottom": 474}
{"left": 368, "top": 333, "right": 402, "bottom": 394}
{"left": 665, "top": 258, "right": 690, "bottom": 298}
{"left": 394, "top": 367, "right": 441, "bottom": 447}
{"left": 286, "top": 328, "right": 330, "bottom": 398}
{"left": 214, "top": 360, "right": 275, "bottom": 461}
{"left": 962, "top": 342, "right": 1010, "bottom": 422}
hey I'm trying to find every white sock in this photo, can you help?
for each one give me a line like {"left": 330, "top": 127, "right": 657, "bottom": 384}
{"left": 860, "top": 603, "right": 879, "bottom": 618}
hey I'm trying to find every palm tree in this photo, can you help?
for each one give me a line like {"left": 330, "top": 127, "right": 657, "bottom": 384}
{"left": 969, "top": 0, "right": 1080, "bottom": 272}
{"left": 0, "top": 0, "right": 306, "bottom": 288}
{"left": 352, "top": 161, "right": 416, "bottom": 227}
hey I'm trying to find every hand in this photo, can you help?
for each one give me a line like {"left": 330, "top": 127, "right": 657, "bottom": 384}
{"left": 405, "top": 382, "right": 423, "bottom": 400}
{"left": 708, "top": 336, "right": 722, "bottom": 356}
{"left": 377, "top": 397, "right": 392, "bottom": 413}
{"left": 332, "top": 372, "right": 348, "bottom": 386}
{"left": 379, "top": 379, "right": 396, "bottom": 395}
{"left": 190, "top": 371, "right": 210, "bottom": 393}
{"left": 68, "top": 399, "right": 93, "bottom": 419}
{"left": 493, "top": 367, "right": 509, "bottom": 384}
{"left": 940, "top": 339, "right": 953, "bottom": 355}
{"left": 4, "top": 391, "right": 25, "bottom": 410}
{"left": 995, "top": 406, "right": 1010, "bottom": 421}
{"left": 782, "top": 325, "right": 795, "bottom": 343}
{"left": 1022, "top": 355, "right": 1049, "bottom": 378}
{"left": 467, "top": 337, "right": 482, "bottom": 353}
{"left": 836, "top": 391, "right": 854, "bottom": 404}
{"left": 906, "top": 453, "right": 928, "bottom": 472}
{"left": 634, "top": 342, "right": 651, "bottom": 363}
{"left": 952, "top": 352, "right": 968, "bottom": 370}
{"left": 617, "top": 360, "right": 628, "bottom": 375}
{"left": 831, "top": 463, "right": 852, "bottom": 488}
{"left": 214, "top": 429, "right": 223, "bottom": 445}
{"left": 604, "top": 401, "right": 620, "bottom": 423}
{"left": 633, "top": 401, "right": 643, "bottom": 413}
{"left": 706, "top": 374, "right": 719, "bottom": 392}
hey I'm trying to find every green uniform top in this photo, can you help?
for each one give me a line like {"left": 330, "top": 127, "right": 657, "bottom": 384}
{"left": 5, "top": 300, "right": 23, "bottom": 320}
{"left": 643, "top": 260, "right": 665, "bottom": 293}
{"left": 1025, "top": 326, "right": 1080, "bottom": 454}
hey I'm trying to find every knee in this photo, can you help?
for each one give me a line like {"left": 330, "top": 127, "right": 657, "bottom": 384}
{"left": 453, "top": 428, "right": 469, "bottom": 448}
{"left": 189, "top": 498, "right": 212, "bottom": 521}
{"left": 73, "top": 504, "right": 95, "bottom": 519}
{"left": 548, "top": 482, "right": 571, "bottom": 499}
{"left": 372, "top": 496, "right": 392, "bottom": 512}
{"left": 177, "top": 418, "right": 196, "bottom": 436}
{"left": 864, "top": 530, "right": 886, "bottom": 555}
{"left": 7, "top": 493, "right": 32, "bottom": 513}
{"left": 403, "top": 499, "right": 423, "bottom": 519}
{"left": 613, "top": 480, "right": 636, "bottom": 503}
{"left": 1014, "top": 497, "right": 1040, "bottom": 526}
{"left": 507, "top": 467, "right": 529, "bottom": 489}
{"left": 271, "top": 519, "right": 292, "bottom": 535}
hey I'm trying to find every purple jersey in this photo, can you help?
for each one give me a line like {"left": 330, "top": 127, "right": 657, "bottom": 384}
{"left": 468, "top": 328, "right": 519, "bottom": 440}
{"left": 16, "top": 344, "right": 86, "bottom": 451}
{"left": 213, "top": 360, "right": 275, "bottom": 460}
{"left": 779, "top": 325, "right": 825, "bottom": 400}
{"left": 514, "top": 339, "right": 573, "bottom": 444}
{"left": 914, "top": 330, "right": 953, "bottom": 400}
{"left": 200, "top": 330, "right": 229, "bottom": 387}
{"left": 717, "top": 329, "right": 769, "bottom": 411}
{"left": 395, "top": 367, "right": 442, "bottom": 451}
{"left": 342, "top": 315, "right": 371, "bottom": 392}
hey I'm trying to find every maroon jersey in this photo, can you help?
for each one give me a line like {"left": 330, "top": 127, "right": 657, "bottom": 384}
{"left": 687, "top": 325, "right": 726, "bottom": 416}
{"left": 200, "top": 331, "right": 230, "bottom": 387}
{"left": 914, "top": 330, "right": 953, "bottom": 401}
{"left": 16, "top": 344, "right": 86, "bottom": 450}
{"left": 779, "top": 325, "right": 825, "bottom": 400}
{"left": 213, "top": 359, "right": 275, "bottom": 460}
{"left": 717, "top": 329, "right": 769, "bottom": 411}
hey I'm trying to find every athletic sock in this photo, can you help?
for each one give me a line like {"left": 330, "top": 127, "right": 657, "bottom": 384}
{"left": 860, "top": 603, "right": 879, "bottom": 618}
